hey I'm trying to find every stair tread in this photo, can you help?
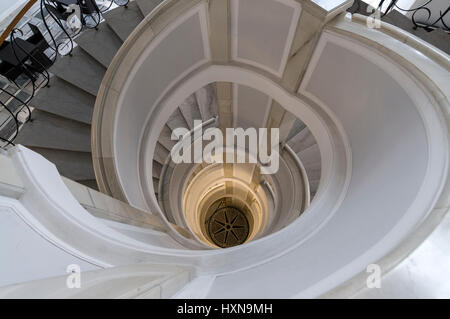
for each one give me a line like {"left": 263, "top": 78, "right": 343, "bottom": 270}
{"left": 304, "top": 166, "right": 321, "bottom": 182}
{"left": 179, "top": 94, "right": 202, "bottom": 130}
{"left": 77, "top": 179, "right": 98, "bottom": 191}
{"left": 153, "top": 142, "right": 169, "bottom": 165}
{"left": 166, "top": 109, "right": 189, "bottom": 132}
{"left": 31, "top": 77, "right": 95, "bottom": 124}
{"left": 297, "top": 143, "right": 320, "bottom": 168}
{"left": 293, "top": 140, "right": 321, "bottom": 196}
{"left": 27, "top": 147, "right": 95, "bottom": 181}
{"left": 136, "top": 0, "right": 162, "bottom": 16}
{"left": 195, "top": 84, "right": 218, "bottom": 121}
{"left": 286, "top": 118, "right": 306, "bottom": 142}
{"left": 152, "top": 160, "right": 162, "bottom": 179}
{"left": 158, "top": 124, "right": 177, "bottom": 152}
{"left": 50, "top": 47, "right": 106, "bottom": 96}
{"left": 75, "top": 22, "right": 123, "bottom": 68}
{"left": 287, "top": 127, "right": 316, "bottom": 154}
{"left": 15, "top": 110, "right": 91, "bottom": 152}
{"left": 349, "top": 3, "right": 450, "bottom": 55}
{"left": 103, "top": 2, "right": 144, "bottom": 42}
{"left": 153, "top": 177, "right": 159, "bottom": 194}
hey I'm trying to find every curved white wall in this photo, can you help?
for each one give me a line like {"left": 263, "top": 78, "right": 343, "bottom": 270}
{"left": 92, "top": 1, "right": 449, "bottom": 297}
{"left": 203, "top": 31, "right": 448, "bottom": 298}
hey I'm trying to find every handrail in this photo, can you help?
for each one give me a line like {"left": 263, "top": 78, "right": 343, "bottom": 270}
{"left": 0, "top": 0, "right": 37, "bottom": 46}
{"left": 348, "top": 0, "right": 450, "bottom": 32}
{"left": 283, "top": 143, "right": 311, "bottom": 213}
{"left": 0, "top": 0, "right": 130, "bottom": 148}
{"left": 0, "top": 87, "right": 32, "bottom": 147}
{"left": 155, "top": 116, "right": 218, "bottom": 244}
{"left": 350, "top": 13, "right": 450, "bottom": 64}
{"left": 379, "top": 0, "right": 449, "bottom": 32}
{"left": 158, "top": 116, "right": 218, "bottom": 203}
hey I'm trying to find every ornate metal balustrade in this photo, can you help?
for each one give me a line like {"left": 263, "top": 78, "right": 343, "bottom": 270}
{"left": 0, "top": 87, "right": 32, "bottom": 147}
{"left": 40, "top": 0, "right": 129, "bottom": 57}
{"left": 0, "top": 0, "right": 129, "bottom": 148}
{"left": 349, "top": 0, "right": 449, "bottom": 32}
{"left": 378, "top": 0, "right": 449, "bottom": 31}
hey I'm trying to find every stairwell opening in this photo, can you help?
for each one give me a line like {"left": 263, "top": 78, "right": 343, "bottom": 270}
{"left": 205, "top": 199, "right": 251, "bottom": 248}
{"left": 150, "top": 83, "right": 322, "bottom": 248}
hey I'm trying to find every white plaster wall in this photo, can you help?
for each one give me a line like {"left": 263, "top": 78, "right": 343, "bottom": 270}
{"left": 234, "top": 84, "right": 271, "bottom": 129}
{"left": 0, "top": 203, "right": 100, "bottom": 287}
{"left": 231, "top": 0, "right": 301, "bottom": 76}
{"left": 204, "top": 31, "right": 445, "bottom": 298}
{"left": 115, "top": 5, "right": 210, "bottom": 210}
{"left": 352, "top": 210, "right": 450, "bottom": 298}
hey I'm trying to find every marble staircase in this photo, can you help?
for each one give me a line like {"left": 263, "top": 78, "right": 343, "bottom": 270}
{"left": 347, "top": 0, "right": 450, "bottom": 54}
{"left": 14, "top": 0, "right": 321, "bottom": 202}
{"left": 15, "top": 1, "right": 162, "bottom": 189}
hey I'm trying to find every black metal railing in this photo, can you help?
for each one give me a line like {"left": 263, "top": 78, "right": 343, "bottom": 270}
{"left": 348, "top": 0, "right": 450, "bottom": 54}
{"left": 379, "top": 0, "right": 449, "bottom": 31}
{"left": 0, "top": 25, "right": 52, "bottom": 147}
{"left": 0, "top": 87, "right": 32, "bottom": 147}
{"left": 349, "top": 0, "right": 450, "bottom": 32}
{"left": 40, "top": 0, "right": 129, "bottom": 57}
{"left": 0, "top": 0, "right": 129, "bottom": 148}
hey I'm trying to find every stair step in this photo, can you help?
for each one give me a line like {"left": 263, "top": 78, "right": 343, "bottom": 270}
{"left": 31, "top": 77, "right": 95, "bottom": 124}
{"left": 383, "top": 11, "right": 450, "bottom": 54}
{"left": 136, "top": 0, "right": 162, "bottom": 16}
{"left": 154, "top": 142, "right": 169, "bottom": 165}
{"left": 304, "top": 166, "right": 321, "bottom": 183}
{"left": 179, "top": 94, "right": 202, "bottom": 130}
{"left": 27, "top": 147, "right": 95, "bottom": 181}
{"left": 287, "top": 127, "right": 316, "bottom": 154}
{"left": 426, "top": 29, "right": 450, "bottom": 55}
{"left": 286, "top": 118, "right": 306, "bottom": 142}
{"left": 50, "top": 47, "right": 106, "bottom": 96}
{"left": 166, "top": 108, "right": 189, "bottom": 132}
{"left": 195, "top": 84, "right": 218, "bottom": 121}
{"left": 75, "top": 22, "right": 123, "bottom": 68}
{"left": 15, "top": 110, "right": 91, "bottom": 152}
{"left": 77, "top": 179, "right": 98, "bottom": 191}
{"left": 158, "top": 124, "right": 177, "bottom": 152}
{"left": 297, "top": 143, "right": 320, "bottom": 168}
{"left": 153, "top": 177, "right": 159, "bottom": 194}
{"left": 349, "top": 3, "right": 450, "bottom": 55}
{"left": 103, "top": 2, "right": 144, "bottom": 42}
{"left": 152, "top": 160, "right": 162, "bottom": 179}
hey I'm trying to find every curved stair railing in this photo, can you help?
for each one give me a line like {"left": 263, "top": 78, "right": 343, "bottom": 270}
{"left": 40, "top": 0, "right": 129, "bottom": 57}
{"left": 157, "top": 116, "right": 219, "bottom": 200}
{"left": 379, "top": 0, "right": 449, "bottom": 31}
{"left": 157, "top": 116, "right": 218, "bottom": 228}
{"left": 0, "top": 87, "right": 32, "bottom": 147}
{"left": 0, "top": 0, "right": 130, "bottom": 148}
{"left": 349, "top": 0, "right": 449, "bottom": 32}
{"left": 0, "top": 26, "right": 52, "bottom": 147}
{"left": 348, "top": 0, "right": 449, "bottom": 54}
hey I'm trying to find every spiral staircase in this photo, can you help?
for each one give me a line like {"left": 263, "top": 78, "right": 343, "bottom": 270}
{"left": 14, "top": 1, "right": 158, "bottom": 189}
{"left": 0, "top": 0, "right": 449, "bottom": 298}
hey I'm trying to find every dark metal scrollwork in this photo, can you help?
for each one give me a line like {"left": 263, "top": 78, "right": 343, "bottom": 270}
{"left": 380, "top": 0, "right": 449, "bottom": 31}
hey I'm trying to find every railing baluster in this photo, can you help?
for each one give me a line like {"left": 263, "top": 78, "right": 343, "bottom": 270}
{"left": 0, "top": 0, "right": 129, "bottom": 149}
